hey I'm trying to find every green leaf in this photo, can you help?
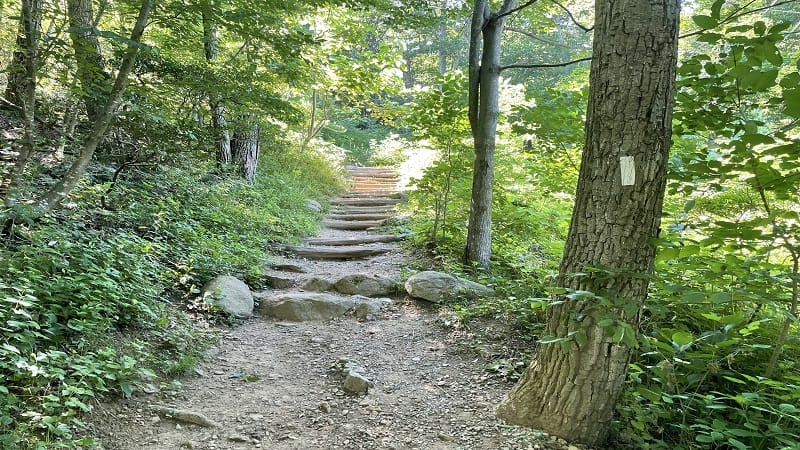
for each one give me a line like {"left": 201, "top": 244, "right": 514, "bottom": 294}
{"left": 693, "top": 15, "right": 718, "bottom": 30}
{"left": 671, "top": 331, "right": 694, "bottom": 346}
{"left": 728, "top": 438, "right": 748, "bottom": 450}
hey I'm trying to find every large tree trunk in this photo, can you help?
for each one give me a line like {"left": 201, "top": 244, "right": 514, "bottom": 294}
{"left": 4, "top": 0, "right": 41, "bottom": 108}
{"left": 67, "top": 0, "right": 110, "bottom": 122}
{"left": 464, "top": 0, "right": 514, "bottom": 270}
{"left": 496, "top": 0, "right": 680, "bottom": 446}
{"left": 39, "top": 0, "right": 155, "bottom": 210}
{"left": 202, "top": 1, "right": 231, "bottom": 164}
{"left": 231, "top": 118, "right": 259, "bottom": 182}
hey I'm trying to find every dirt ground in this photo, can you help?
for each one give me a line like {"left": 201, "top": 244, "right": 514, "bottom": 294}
{"left": 86, "top": 175, "right": 578, "bottom": 450}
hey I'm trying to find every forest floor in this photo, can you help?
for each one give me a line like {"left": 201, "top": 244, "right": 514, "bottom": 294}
{"left": 86, "top": 169, "right": 577, "bottom": 450}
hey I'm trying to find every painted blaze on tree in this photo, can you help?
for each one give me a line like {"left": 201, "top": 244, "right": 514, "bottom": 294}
{"left": 497, "top": 0, "right": 680, "bottom": 446}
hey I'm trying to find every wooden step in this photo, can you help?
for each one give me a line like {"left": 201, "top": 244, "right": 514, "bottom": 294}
{"left": 339, "top": 191, "right": 401, "bottom": 198}
{"left": 286, "top": 245, "right": 394, "bottom": 260}
{"left": 332, "top": 206, "right": 397, "bottom": 215}
{"left": 304, "top": 235, "right": 403, "bottom": 246}
{"left": 329, "top": 213, "right": 392, "bottom": 221}
{"left": 323, "top": 219, "right": 384, "bottom": 230}
{"left": 330, "top": 197, "right": 404, "bottom": 207}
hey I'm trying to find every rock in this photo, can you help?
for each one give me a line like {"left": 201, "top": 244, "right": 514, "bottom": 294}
{"left": 306, "top": 199, "right": 322, "bottom": 212}
{"left": 258, "top": 293, "right": 355, "bottom": 321}
{"left": 318, "top": 402, "right": 331, "bottom": 413}
{"left": 301, "top": 277, "right": 334, "bottom": 292}
{"left": 404, "top": 271, "right": 494, "bottom": 304}
{"left": 264, "top": 273, "right": 295, "bottom": 289}
{"left": 354, "top": 302, "right": 380, "bottom": 320}
{"left": 567, "top": 446, "right": 580, "bottom": 450}
{"left": 273, "top": 263, "right": 306, "bottom": 273}
{"left": 343, "top": 371, "right": 371, "bottom": 394}
{"left": 334, "top": 274, "right": 397, "bottom": 297}
{"left": 202, "top": 275, "right": 254, "bottom": 318}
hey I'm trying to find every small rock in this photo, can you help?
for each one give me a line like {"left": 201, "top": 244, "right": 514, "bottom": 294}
{"left": 343, "top": 371, "right": 372, "bottom": 394}
{"left": 318, "top": 402, "right": 331, "bottom": 413}
{"left": 306, "top": 199, "right": 322, "bottom": 212}
{"left": 334, "top": 274, "right": 397, "bottom": 297}
{"left": 228, "top": 435, "right": 249, "bottom": 443}
{"left": 437, "top": 433, "right": 454, "bottom": 442}
{"left": 273, "top": 263, "right": 306, "bottom": 273}
{"left": 150, "top": 416, "right": 161, "bottom": 424}
{"left": 567, "top": 446, "right": 580, "bottom": 450}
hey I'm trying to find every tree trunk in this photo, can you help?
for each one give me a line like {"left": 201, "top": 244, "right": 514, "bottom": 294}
{"left": 4, "top": 0, "right": 41, "bottom": 108}
{"left": 39, "top": 0, "right": 155, "bottom": 210}
{"left": 464, "top": 0, "right": 513, "bottom": 270}
{"left": 231, "top": 118, "right": 259, "bottom": 182}
{"left": 2, "top": 0, "right": 41, "bottom": 208}
{"left": 67, "top": 0, "right": 110, "bottom": 122}
{"left": 496, "top": 0, "right": 680, "bottom": 446}
{"left": 202, "top": 1, "right": 231, "bottom": 164}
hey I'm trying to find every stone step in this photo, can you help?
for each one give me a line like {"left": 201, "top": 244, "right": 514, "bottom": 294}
{"left": 328, "top": 213, "right": 392, "bottom": 221}
{"left": 330, "top": 197, "right": 404, "bottom": 207}
{"left": 323, "top": 219, "right": 385, "bottom": 230}
{"left": 286, "top": 245, "right": 395, "bottom": 260}
{"left": 303, "top": 235, "right": 403, "bottom": 246}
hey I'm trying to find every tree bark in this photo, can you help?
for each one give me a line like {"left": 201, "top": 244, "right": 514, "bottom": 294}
{"left": 2, "top": 0, "right": 41, "bottom": 208}
{"left": 4, "top": 0, "right": 41, "bottom": 109}
{"left": 39, "top": 0, "right": 155, "bottom": 210}
{"left": 202, "top": 0, "right": 231, "bottom": 164}
{"left": 496, "top": 0, "right": 680, "bottom": 445}
{"left": 464, "top": 0, "right": 514, "bottom": 270}
{"left": 231, "top": 117, "right": 259, "bottom": 182}
{"left": 67, "top": 0, "right": 110, "bottom": 122}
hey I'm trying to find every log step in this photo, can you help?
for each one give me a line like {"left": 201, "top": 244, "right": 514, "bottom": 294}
{"left": 339, "top": 191, "right": 402, "bottom": 198}
{"left": 330, "top": 197, "right": 404, "bottom": 207}
{"left": 332, "top": 206, "right": 397, "bottom": 215}
{"left": 329, "top": 213, "right": 392, "bottom": 221}
{"left": 303, "top": 235, "right": 403, "bottom": 246}
{"left": 286, "top": 245, "right": 394, "bottom": 260}
{"left": 323, "top": 219, "right": 384, "bottom": 230}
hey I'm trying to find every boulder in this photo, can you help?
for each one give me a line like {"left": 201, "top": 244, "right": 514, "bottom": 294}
{"left": 258, "top": 293, "right": 355, "bottom": 321}
{"left": 202, "top": 275, "right": 254, "bottom": 318}
{"left": 404, "top": 271, "right": 494, "bottom": 304}
{"left": 301, "top": 277, "right": 334, "bottom": 292}
{"left": 334, "top": 274, "right": 397, "bottom": 297}
{"left": 306, "top": 199, "right": 322, "bottom": 212}
{"left": 342, "top": 372, "right": 371, "bottom": 394}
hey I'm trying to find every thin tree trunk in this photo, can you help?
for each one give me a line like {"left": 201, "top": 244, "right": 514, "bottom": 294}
{"left": 4, "top": 0, "right": 41, "bottom": 108}
{"left": 3, "top": 0, "right": 41, "bottom": 208}
{"left": 766, "top": 253, "right": 799, "bottom": 377}
{"left": 464, "top": 0, "right": 513, "bottom": 270}
{"left": 39, "top": 0, "right": 155, "bottom": 210}
{"left": 231, "top": 118, "right": 259, "bottom": 182}
{"left": 67, "top": 0, "right": 110, "bottom": 122}
{"left": 496, "top": 0, "right": 680, "bottom": 445}
{"left": 202, "top": 0, "right": 231, "bottom": 164}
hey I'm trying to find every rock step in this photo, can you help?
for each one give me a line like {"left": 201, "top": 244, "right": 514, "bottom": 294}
{"left": 330, "top": 197, "right": 404, "bottom": 207}
{"left": 328, "top": 213, "right": 392, "bottom": 221}
{"left": 286, "top": 245, "right": 394, "bottom": 260}
{"left": 303, "top": 235, "right": 403, "bottom": 246}
{"left": 323, "top": 219, "right": 385, "bottom": 230}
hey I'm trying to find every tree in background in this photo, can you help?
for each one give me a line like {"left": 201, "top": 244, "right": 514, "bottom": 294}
{"left": 497, "top": 0, "right": 680, "bottom": 444}
{"left": 67, "top": 0, "right": 110, "bottom": 122}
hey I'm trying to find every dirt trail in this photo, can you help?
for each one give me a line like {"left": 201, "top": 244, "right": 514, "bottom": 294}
{"left": 88, "top": 168, "right": 563, "bottom": 450}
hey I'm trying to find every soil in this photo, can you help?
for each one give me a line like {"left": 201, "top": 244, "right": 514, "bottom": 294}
{"left": 86, "top": 170, "right": 574, "bottom": 450}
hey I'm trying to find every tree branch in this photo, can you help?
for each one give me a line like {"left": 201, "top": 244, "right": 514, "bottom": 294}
{"left": 680, "top": 0, "right": 799, "bottom": 39}
{"left": 500, "top": 56, "right": 591, "bottom": 71}
{"left": 494, "top": 0, "right": 540, "bottom": 21}
{"left": 505, "top": 26, "right": 573, "bottom": 49}
{"left": 549, "top": 0, "right": 593, "bottom": 32}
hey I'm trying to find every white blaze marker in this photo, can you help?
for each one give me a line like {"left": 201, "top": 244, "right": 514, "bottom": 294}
{"left": 620, "top": 156, "right": 635, "bottom": 186}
